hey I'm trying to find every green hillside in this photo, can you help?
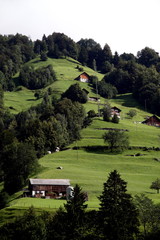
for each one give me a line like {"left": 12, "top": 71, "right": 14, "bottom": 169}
{"left": 1, "top": 56, "right": 160, "bottom": 224}
{"left": 4, "top": 57, "right": 103, "bottom": 114}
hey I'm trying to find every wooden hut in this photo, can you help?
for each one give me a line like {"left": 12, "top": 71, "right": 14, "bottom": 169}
{"left": 142, "top": 115, "right": 160, "bottom": 127}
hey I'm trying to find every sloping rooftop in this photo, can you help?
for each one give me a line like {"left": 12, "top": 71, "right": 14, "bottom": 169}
{"left": 30, "top": 179, "right": 70, "bottom": 186}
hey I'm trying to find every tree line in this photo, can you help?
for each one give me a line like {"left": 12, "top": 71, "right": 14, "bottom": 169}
{"left": 1, "top": 170, "right": 160, "bottom": 240}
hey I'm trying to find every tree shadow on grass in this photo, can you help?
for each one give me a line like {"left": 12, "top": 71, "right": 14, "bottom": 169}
{"left": 114, "top": 94, "right": 145, "bottom": 110}
{"left": 82, "top": 146, "right": 121, "bottom": 155}
{"left": 67, "top": 58, "right": 79, "bottom": 65}
{"left": 27, "top": 99, "right": 36, "bottom": 101}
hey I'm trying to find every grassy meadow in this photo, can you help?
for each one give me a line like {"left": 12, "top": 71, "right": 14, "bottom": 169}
{"left": 1, "top": 56, "right": 160, "bottom": 225}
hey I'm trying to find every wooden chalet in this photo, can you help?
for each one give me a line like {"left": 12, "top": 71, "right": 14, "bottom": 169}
{"left": 74, "top": 72, "right": 90, "bottom": 83}
{"left": 111, "top": 106, "right": 121, "bottom": 118}
{"left": 29, "top": 179, "right": 70, "bottom": 199}
{"left": 142, "top": 115, "right": 160, "bottom": 127}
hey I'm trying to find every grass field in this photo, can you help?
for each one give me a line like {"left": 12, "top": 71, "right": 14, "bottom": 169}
{"left": 1, "top": 56, "right": 160, "bottom": 225}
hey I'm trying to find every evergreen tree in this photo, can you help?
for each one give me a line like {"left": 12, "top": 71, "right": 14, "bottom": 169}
{"left": 98, "top": 170, "right": 139, "bottom": 240}
{"left": 64, "top": 184, "right": 87, "bottom": 239}
{"left": 111, "top": 113, "right": 119, "bottom": 123}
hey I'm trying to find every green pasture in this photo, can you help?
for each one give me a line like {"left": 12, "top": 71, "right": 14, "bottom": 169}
{"left": 1, "top": 147, "right": 160, "bottom": 225}
{"left": 4, "top": 57, "right": 103, "bottom": 113}
{"left": 4, "top": 88, "right": 41, "bottom": 114}
{"left": 29, "top": 57, "right": 104, "bottom": 97}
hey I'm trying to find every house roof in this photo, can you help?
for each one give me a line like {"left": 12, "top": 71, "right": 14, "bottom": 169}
{"left": 111, "top": 106, "right": 121, "bottom": 112}
{"left": 142, "top": 115, "right": 160, "bottom": 124}
{"left": 29, "top": 179, "right": 70, "bottom": 186}
{"left": 74, "top": 72, "right": 90, "bottom": 80}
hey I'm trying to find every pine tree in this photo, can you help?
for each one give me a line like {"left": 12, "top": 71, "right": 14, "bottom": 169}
{"left": 64, "top": 184, "right": 87, "bottom": 239}
{"left": 98, "top": 170, "right": 139, "bottom": 240}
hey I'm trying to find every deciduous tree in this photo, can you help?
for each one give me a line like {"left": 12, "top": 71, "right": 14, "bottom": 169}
{"left": 150, "top": 178, "right": 160, "bottom": 194}
{"left": 103, "top": 129, "right": 129, "bottom": 152}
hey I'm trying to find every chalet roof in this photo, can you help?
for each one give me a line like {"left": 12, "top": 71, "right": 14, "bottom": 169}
{"left": 111, "top": 106, "right": 121, "bottom": 112}
{"left": 29, "top": 179, "right": 70, "bottom": 186}
{"left": 74, "top": 72, "right": 90, "bottom": 80}
{"left": 142, "top": 115, "right": 160, "bottom": 124}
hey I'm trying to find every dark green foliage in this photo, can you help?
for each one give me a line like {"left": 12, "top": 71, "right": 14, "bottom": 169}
{"left": 111, "top": 113, "right": 119, "bottom": 123}
{"left": 0, "top": 34, "right": 35, "bottom": 90}
{"left": 46, "top": 207, "right": 66, "bottom": 240}
{"left": 19, "top": 64, "right": 56, "bottom": 89}
{"left": 99, "top": 170, "right": 139, "bottom": 240}
{"left": 134, "top": 194, "right": 160, "bottom": 237}
{"left": 127, "top": 109, "right": 137, "bottom": 118}
{"left": 0, "top": 190, "right": 9, "bottom": 209}
{"left": 87, "top": 110, "right": 96, "bottom": 118}
{"left": 47, "top": 32, "right": 78, "bottom": 59}
{"left": 102, "top": 102, "right": 111, "bottom": 122}
{"left": 40, "top": 51, "right": 48, "bottom": 61}
{"left": 98, "top": 80, "right": 117, "bottom": 99}
{"left": 103, "top": 129, "right": 129, "bottom": 152}
{"left": 64, "top": 184, "right": 87, "bottom": 238}
{"left": 0, "top": 90, "right": 86, "bottom": 194}
{"left": 62, "top": 83, "right": 88, "bottom": 103}
{"left": 77, "top": 39, "right": 112, "bottom": 72}
{"left": 0, "top": 207, "right": 48, "bottom": 240}
{"left": 137, "top": 47, "right": 159, "bottom": 68}
{"left": 14, "top": 97, "right": 85, "bottom": 157}
{"left": 47, "top": 184, "right": 88, "bottom": 240}
{"left": 0, "top": 84, "right": 4, "bottom": 113}
{"left": 2, "top": 141, "right": 38, "bottom": 194}
{"left": 55, "top": 98, "right": 85, "bottom": 142}
{"left": 83, "top": 116, "right": 93, "bottom": 128}
{"left": 103, "top": 68, "right": 132, "bottom": 94}
{"left": 150, "top": 178, "right": 160, "bottom": 194}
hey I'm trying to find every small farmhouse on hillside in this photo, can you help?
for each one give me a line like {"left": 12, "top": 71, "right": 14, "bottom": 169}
{"left": 111, "top": 106, "right": 121, "bottom": 118}
{"left": 142, "top": 115, "right": 160, "bottom": 127}
{"left": 29, "top": 179, "right": 70, "bottom": 199}
{"left": 74, "top": 72, "right": 90, "bottom": 83}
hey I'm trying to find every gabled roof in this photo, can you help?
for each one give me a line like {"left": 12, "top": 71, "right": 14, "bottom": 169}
{"left": 142, "top": 115, "right": 160, "bottom": 124}
{"left": 74, "top": 72, "right": 90, "bottom": 80}
{"left": 29, "top": 179, "right": 70, "bottom": 186}
{"left": 111, "top": 106, "right": 121, "bottom": 112}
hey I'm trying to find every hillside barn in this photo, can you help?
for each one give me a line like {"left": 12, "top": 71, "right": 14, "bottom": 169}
{"left": 29, "top": 179, "right": 70, "bottom": 199}
{"left": 111, "top": 106, "right": 121, "bottom": 118}
{"left": 74, "top": 72, "right": 90, "bottom": 83}
{"left": 142, "top": 115, "right": 160, "bottom": 127}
